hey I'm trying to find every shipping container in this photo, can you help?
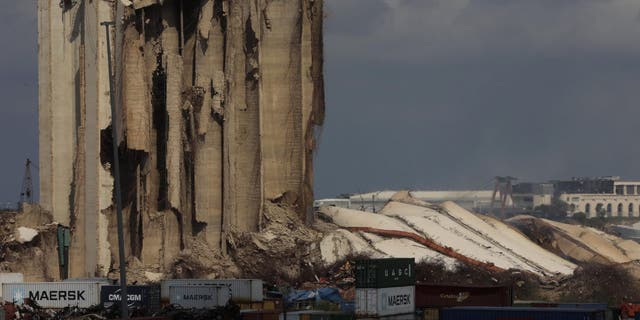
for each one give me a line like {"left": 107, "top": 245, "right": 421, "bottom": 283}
{"left": 0, "top": 274, "right": 23, "bottom": 300}
{"left": 440, "top": 306, "right": 606, "bottom": 320}
{"left": 240, "top": 299, "right": 283, "bottom": 311}
{"left": 355, "top": 259, "right": 415, "bottom": 288}
{"left": 242, "top": 310, "right": 280, "bottom": 320}
{"left": 421, "top": 308, "right": 438, "bottom": 320}
{"left": 101, "top": 285, "right": 161, "bottom": 313}
{"left": 415, "top": 284, "right": 512, "bottom": 308}
{"left": 514, "top": 301, "right": 607, "bottom": 309}
{"left": 2, "top": 282, "right": 102, "bottom": 309}
{"left": 168, "top": 285, "right": 231, "bottom": 309}
{"left": 355, "top": 286, "right": 415, "bottom": 318}
{"left": 357, "top": 314, "right": 416, "bottom": 320}
{"left": 279, "top": 311, "right": 353, "bottom": 320}
{"left": 513, "top": 301, "right": 612, "bottom": 320}
{"left": 161, "top": 279, "right": 263, "bottom": 302}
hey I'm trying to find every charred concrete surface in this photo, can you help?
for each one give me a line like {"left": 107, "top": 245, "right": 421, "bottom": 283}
{"left": 38, "top": 0, "right": 324, "bottom": 278}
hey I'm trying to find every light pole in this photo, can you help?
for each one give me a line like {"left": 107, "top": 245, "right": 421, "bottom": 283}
{"left": 101, "top": 20, "right": 129, "bottom": 320}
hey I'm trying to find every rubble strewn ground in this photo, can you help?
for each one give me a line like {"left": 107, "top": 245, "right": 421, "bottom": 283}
{"left": 229, "top": 202, "right": 322, "bottom": 286}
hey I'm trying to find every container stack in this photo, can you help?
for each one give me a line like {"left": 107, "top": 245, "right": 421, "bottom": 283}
{"left": 354, "top": 258, "right": 415, "bottom": 318}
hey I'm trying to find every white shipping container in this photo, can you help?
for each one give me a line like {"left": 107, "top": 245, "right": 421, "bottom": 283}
{"left": 0, "top": 273, "right": 23, "bottom": 300}
{"left": 2, "top": 282, "right": 102, "bottom": 309}
{"left": 169, "top": 285, "right": 231, "bottom": 308}
{"left": 355, "top": 288, "right": 367, "bottom": 316}
{"left": 355, "top": 286, "right": 415, "bottom": 317}
{"left": 161, "top": 279, "right": 263, "bottom": 302}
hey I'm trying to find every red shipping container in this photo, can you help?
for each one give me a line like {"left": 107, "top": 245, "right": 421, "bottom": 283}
{"left": 415, "top": 284, "right": 512, "bottom": 308}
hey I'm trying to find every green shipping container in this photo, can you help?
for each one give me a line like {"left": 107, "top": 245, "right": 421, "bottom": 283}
{"left": 355, "top": 258, "right": 415, "bottom": 288}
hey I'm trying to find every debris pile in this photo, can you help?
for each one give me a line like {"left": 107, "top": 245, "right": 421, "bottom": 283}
{"left": 228, "top": 202, "right": 322, "bottom": 285}
{"left": 0, "top": 207, "right": 58, "bottom": 281}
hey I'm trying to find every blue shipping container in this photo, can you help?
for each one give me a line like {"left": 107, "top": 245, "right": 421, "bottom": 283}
{"left": 523, "top": 302, "right": 608, "bottom": 310}
{"left": 440, "top": 306, "right": 605, "bottom": 320}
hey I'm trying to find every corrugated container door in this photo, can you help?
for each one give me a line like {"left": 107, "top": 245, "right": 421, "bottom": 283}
{"left": 210, "top": 279, "right": 264, "bottom": 302}
{"left": 0, "top": 273, "right": 23, "bottom": 300}
{"left": 355, "top": 261, "right": 368, "bottom": 288}
{"left": 355, "top": 289, "right": 367, "bottom": 316}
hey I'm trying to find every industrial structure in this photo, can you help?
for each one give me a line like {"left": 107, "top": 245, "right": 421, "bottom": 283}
{"left": 317, "top": 190, "right": 510, "bottom": 213}
{"left": 38, "top": 0, "right": 324, "bottom": 278}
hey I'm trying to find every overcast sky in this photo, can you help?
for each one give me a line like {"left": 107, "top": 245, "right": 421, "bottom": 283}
{"left": 3, "top": 1, "right": 640, "bottom": 203}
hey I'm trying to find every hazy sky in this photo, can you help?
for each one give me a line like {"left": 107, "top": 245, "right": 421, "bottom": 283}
{"left": 3, "top": 1, "right": 640, "bottom": 203}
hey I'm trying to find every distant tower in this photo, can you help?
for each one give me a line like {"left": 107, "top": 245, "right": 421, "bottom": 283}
{"left": 20, "top": 158, "right": 34, "bottom": 204}
{"left": 489, "top": 176, "right": 516, "bottom": 218}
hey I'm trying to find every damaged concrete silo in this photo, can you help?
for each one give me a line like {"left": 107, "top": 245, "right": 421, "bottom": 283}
{"left": 38, "top": 0, "right": 324, "bottom": 278}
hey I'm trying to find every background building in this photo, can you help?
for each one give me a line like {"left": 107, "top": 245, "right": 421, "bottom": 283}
{"left": 556, "top": 177, "right": 640, "bottom": 218}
